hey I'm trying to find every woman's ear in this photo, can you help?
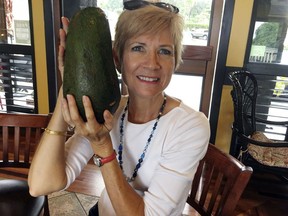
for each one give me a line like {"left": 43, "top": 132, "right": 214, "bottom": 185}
{"left": 113, "top": 49, "right": 121, "bottom": 73}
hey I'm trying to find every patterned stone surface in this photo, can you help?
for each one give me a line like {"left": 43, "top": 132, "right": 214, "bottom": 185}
{"left": 48, "top": 191, "right": 99, "bottom": 216}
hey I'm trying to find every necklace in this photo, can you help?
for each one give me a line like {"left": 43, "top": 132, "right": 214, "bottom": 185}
{"left": 118, "top": 95, "right": 167, "bottom": 182}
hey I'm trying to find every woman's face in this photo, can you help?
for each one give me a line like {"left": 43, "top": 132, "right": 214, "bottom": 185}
{"left": 121, "top": 28, "right": 175, "bottom": 98}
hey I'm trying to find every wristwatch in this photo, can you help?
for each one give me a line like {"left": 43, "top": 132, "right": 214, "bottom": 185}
{"left": 93, "top": 151, "right": 117, "bottom": 167}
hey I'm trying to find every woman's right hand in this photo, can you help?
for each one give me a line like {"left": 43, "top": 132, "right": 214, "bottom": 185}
{"left": 58, "top": 17, "right": 69, "bottom": 80}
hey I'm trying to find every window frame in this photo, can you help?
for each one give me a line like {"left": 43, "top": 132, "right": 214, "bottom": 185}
{"left": 0, "top": 0, "right": 37, "bottom": 113}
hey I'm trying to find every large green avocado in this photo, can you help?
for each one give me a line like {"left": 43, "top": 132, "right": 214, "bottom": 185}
{"left": 63, "top": 7, "right": 121, "bottom": 123}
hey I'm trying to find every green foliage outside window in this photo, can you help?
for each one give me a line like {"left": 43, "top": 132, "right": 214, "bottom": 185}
{"left": 98, "top": 0, "right": 212, "bottom": 31}
{"left": 253, "top": 23, "right": 279, "bottom": 48}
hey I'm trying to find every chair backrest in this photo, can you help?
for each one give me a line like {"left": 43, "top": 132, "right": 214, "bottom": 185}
{"left": 228, "top": 70, "right": 258, "bottom": 137}
{"left": 0, "top": 113, "right": 51, "bottom": 168}
{"left": 186, "top": 144, "right": 253, "bottom": 216}
{"left": 0, "top": 113, "right": 51, "bottom": 216}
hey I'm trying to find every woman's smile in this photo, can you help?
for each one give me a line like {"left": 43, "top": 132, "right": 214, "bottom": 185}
{"left": 137, "top": 75, "right": 160, "bottom": 83}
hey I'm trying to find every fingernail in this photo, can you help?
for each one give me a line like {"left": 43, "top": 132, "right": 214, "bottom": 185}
{"left": 66, "top": 94, "right": 73, "bottom": 100}
{"left": 82, "top": 95, "right": 88, "bottom": 103}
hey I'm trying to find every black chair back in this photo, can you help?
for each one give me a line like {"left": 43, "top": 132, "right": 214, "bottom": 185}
{"left": 228, "top": 70, "right": 258, "bottom": 156}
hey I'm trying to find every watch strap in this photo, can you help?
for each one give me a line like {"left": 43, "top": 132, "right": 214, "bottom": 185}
{"left": 94, "top": 150, "right": 117, "bottom": 167}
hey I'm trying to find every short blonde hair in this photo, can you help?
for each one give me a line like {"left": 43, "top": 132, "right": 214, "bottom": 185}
{"left": 113, "top": 5, "right": 184, "bottom": 70}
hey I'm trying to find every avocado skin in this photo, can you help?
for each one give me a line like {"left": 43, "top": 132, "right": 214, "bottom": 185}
{"left": 63, "top": 7, "right": 121, "bottom": 123}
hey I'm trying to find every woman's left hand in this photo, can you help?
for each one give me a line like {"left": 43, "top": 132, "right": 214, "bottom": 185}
{"left": 62, "top": 94, "right": 113, "bottom": 145}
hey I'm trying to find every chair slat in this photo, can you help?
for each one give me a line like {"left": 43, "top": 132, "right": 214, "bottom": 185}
{"left": 2, "top": 126, "right": 9, "bottom": 162}
{"left": 199, "top": 163, "right": 214, "bottom": 207}
{"left": 24, "top": 127, "right": 32, "bottom": 163}
{"left": 215, "top": 178, "right": 234, "bottom": 215}
{"left": 190, "top": 159, "right": 205, "bottom": 199}
{"left": 14, "top": 127, "right": 20, "bottom": 163}
{"left": 207, "top": 171, "right": 223, "bottom": 214}
{"left": 35, "top": 127, "right": 43, "bottom": 144}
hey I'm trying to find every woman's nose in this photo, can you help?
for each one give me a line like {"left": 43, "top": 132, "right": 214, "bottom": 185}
{"left": 144, "top": 52, "right": 161, "bottom": 69}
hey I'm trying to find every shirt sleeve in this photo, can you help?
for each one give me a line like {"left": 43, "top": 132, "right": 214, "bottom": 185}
{"left": 63, "top": 96, "right": 127, "bottom": 190}
{"left": 63, "top": 134, "right": 94, "bottom": 189}
{"left": 143, "top": 110, "right": 210, "bottom": 215}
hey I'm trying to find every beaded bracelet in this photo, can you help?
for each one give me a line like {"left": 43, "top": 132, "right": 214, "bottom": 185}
{"left": 44, "top": 128, "right": 67, "bottom": 137}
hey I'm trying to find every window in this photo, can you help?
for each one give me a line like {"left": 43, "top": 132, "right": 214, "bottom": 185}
{"left": 246, "top": 0, "right": 288, "bottom": 140}
{"left": 249, "top": 21, "right": 288, "bottom": 64}
{"left": 0, "top": 0, "right": 35, "bottom": 113}
{"left": 165, "top": 0, "right": 212, "bottom": 46}
{"left": 98, "top": 0, "right": 212, "bottom": 45}
{"left": 165, "top": 74, "right": 202, "bottom": 110}
{"left": 249, "top": 0, "right": 288, "bottom": 65}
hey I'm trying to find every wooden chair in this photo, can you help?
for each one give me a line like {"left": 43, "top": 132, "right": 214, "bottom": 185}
{"left": 0, "top": 113, "right": 51, "bottom": 216}
{"left": 186, "top": 143, "right": 253, "bottom": 216}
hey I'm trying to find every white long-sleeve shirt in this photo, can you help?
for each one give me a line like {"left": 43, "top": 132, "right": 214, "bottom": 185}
{"left": 64, "top": 96, "right": 210, "bottom": 215}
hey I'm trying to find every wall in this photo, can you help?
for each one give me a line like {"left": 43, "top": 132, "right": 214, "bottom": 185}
{"left": 214, "top": 0, "right": 254, "bottom": 153}
{"left": 31, "top": 0, "right": 49, "bottom": 114}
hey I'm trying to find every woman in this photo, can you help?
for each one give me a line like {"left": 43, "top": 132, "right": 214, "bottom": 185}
{"left": 28, "top": 1, "right": 210, "bottom": 215}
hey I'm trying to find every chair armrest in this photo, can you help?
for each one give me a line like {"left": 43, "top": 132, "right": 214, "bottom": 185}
{"left": 255, "top": 116, "right": 288, "bottom": 127}
{"left": 238, "top": 133, "right": 288, "bottom": 147}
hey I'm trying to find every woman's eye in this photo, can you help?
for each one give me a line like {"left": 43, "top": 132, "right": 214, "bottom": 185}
{"left": 131, "top": 46, "right": 143, "bottom": 52}
{"left": 159, "top": 49, "right": 173, "bottom": 56}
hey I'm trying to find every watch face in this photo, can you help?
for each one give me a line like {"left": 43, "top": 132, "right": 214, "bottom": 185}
{"left": 93, "top": 155, "right": 102, "bottom": 167}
